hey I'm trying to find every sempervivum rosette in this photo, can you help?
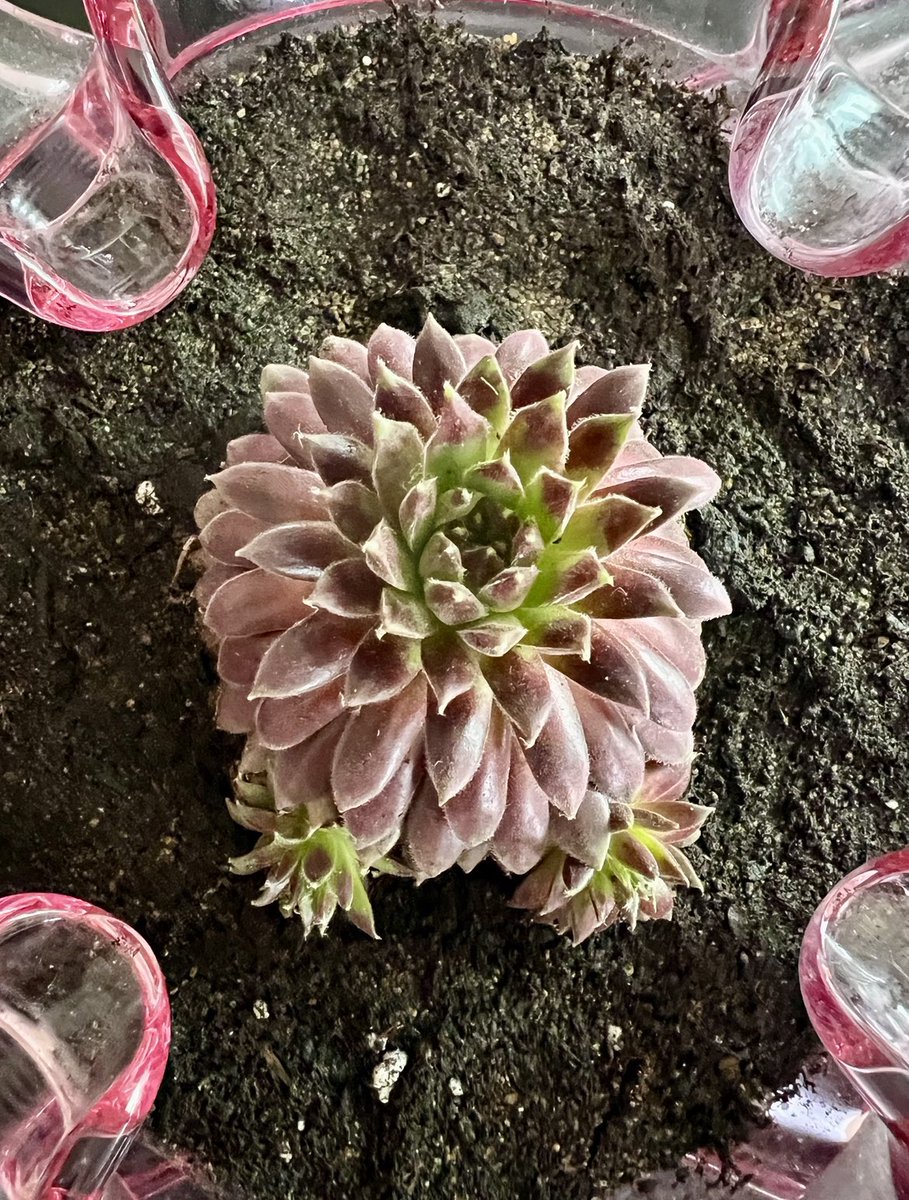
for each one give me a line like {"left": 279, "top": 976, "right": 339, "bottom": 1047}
{"left": 194, "top": 316, "right": 730, "bottom": 939}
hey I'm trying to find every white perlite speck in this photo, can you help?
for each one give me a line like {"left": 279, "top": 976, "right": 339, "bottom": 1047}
{"left": 135, "top": 480, "right": 162, "bottom": 514}
{"left": 371, "top": 1049, "right": 408, "bottom": 1103}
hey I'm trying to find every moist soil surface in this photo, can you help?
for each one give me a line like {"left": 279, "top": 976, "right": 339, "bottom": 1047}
{"left": 3, "top": 14, "right": 909, "bottom": 1199}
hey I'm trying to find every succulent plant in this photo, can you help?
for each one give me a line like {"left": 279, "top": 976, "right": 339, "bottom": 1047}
{"left": 194, "top": 316, "right": 730, "bottom": 939}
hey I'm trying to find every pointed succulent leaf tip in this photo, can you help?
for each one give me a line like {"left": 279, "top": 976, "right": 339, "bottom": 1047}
{"left": 457, "top": 614, "right": 527, "bottom": 658}
{"left": 568, "top": 363, "right": 650, "bottom": 423}
{"left": 419, "top": 531, "right": 465, "bottom": 583}
{"left": 362, "top": 519, "right": 413, "bottom": 591}
{"left": 229, "top": 804, "right": 378, "bottom": 938}
{"left": 566, "top": 412, "right": 638, "bottom": 489}
{"left": 326, "top": 480, "right": 382, "bottom": 544}
{"left": 308, "top": 356, "right": 375, "bottom": 445}
{"left": 458, "top": 354, "right": 512, "bottom": 436}
{"left": 304, "top": 432, "right": 372, "bottom": 486}
{"left": 379, "top": 588, "right": 435, "bottom": 640}
{"left": 525, "top": 468, "right": 581, "bottom": 541}
{"left": 308, "top": 558, "right": 383, "bottom": 617}
{"left": 478, "top": 564, "right": 539, "bottom": 611}
{"left": 498, "top": 392, "right": 569, "bottom": 481}
{"left": 374, "top": 361, "right": 436, "bottom": 439}
{"left": 371, "top": 414, "right": 425, "bottom": 519}
{"left": 368, "top": 324, "right": 416, "bottom": 382}
{"left": 464, "top": 455, "right": 524, "bottom": 506}
{"left": 424, "top": 578, "right": 487, "bottom": 626}
{"left": 511, "top": 342, "right": 577, "bottom": 409}
{"left": 412, "top": 314, "right": 467, "bottom": 412}
{"left": 197, "top": 318, "right": 730, "bottom": 941}
{"left": 399, "top": 477, "right": 438, "bottom": 550}
{"left": 426, "top": 384, "right": 492, "bottom": 487}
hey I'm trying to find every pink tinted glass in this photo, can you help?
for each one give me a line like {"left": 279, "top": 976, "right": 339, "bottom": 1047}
{"left": 0, "top": 892, "right": 188, "bottom": 1200}
{"left": 0, "top": 0, "right": 908, "bottom": 332}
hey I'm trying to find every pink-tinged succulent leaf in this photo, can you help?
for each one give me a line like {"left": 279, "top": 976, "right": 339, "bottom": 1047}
{"left": 263, "top": 391, "right": 324, "bottom": 468}
{"left": 209, "top": 463, "right": 327, "bottom": 524}
{"left": 419, "top": 532, "right": 465, "bottom": 583}
{"left": 482, "top": 647, "right": 553, "bottom": 746}
{"left": 399, "top": 477, "right": 438, "bottom": 549}
{"left": 640, "top": 760, "right": 693, "bottom": 805}
{"left": 344, "top": 630, "right": 422, "bottom": 705}
{"left": 272, "top": 715, "right": 346, "bottom": 812}
{"left": 566, "top": 412, "right": 637, "bottom": 488}
{"left": 362, "top": 519, "right": 413, "bottom": 591}
{"left": 636, "top": 801, "right": 712, "bottom": 847}
{"left": 331, "top": 676, "right": 427, "bottom": 809}
{"left": 550, "top": 789, "right": 613, "bottom": 869}
{"left": 368, "top": 324, "right": 416, "bottom": 382}
{"left": 426, "top": 385, "right": 492, "bottom": 485}
{"left": 511, "top": 343, "right": 576, "bottom": 409}
{"left": 525, "top": 468, "right": 581, "bottom": 541}
{"left": 461, "top": 546, "right": 504, "bottom": 588}
{"left": 522, "top": 672, "right": 589, "bottom": 817}
{"left": 251, "top": 611, "right": 370, "bottom": 699}
{"left": 635, "top": 717, "right": 694, "bottom": 765}
{"left": 204, "top": 569, "right": 313, "bottom": 638}
{"left": 379, "top": 587, "right": 437, "bottom": 639}
{"left": 226, "top": 432, "right": 287, "bottom": 466}
{"left": 194, "top": 488, "right": 226, "bottom": 530}
{"left": 535, "top": 548, "right": 609, "bottom": 608}
{"left": 303, "top": 433, "right": 372, "bottom": 486}
{"left": 458, "top": 354, "right": 511, "bottom": 435}
{"left": 217, "top": 683, "right": 258, "bottom": 733}
{"left": 194, "top": 562, "right": 242, "bottom": 612}
{"left": 612, "top": 536, "right": 732, "bottom": 620}
{"left": 610, "top": 832, "right": 661, "bottom": 879}
{"left": 200, "top": 509, "right": 267, "bottom": 566}
{"left": 325, "top": 480, "right": 382, "bottom": 544}
{"left": 217, "top": 633, "right": 274, "bottom": 689}
{"left": 496, "top": 329, "right": 550, "bottom": 385}
{"left": 568, "top": 364, "right": 650, "bottom": 423}
{"left": 560, "top": 494, "right": 660, "bottom": 555}
{"left": 499, "top": 393, "right": 569, "bottom": 480}
{"left": 523, "top": 606, "right": 592, "bottom": 658}
{"left": 421, "top": 634, "right": 479, "bottom": 714}
{"left": 405, "top": 776, "right": 466, "bottom": 880}
{"left": 412, "top": 314, "right": 467, "bottom": 412}
{"left": 374, "top": 362, "right": 436, "bottom": 439}
{"left": 240, "top": 521, "right": 359, "bottom": 580}
{"left": 307, "top": 356, "right": 375, "bottom": 445}
{"left": 424, "top": 579, "right": 487, "bottom": 626}
{"left": 434, "top": 486, "right": 478, "bottom": 526}
{"left": 659, "top": 844, "right": 703, "bottom": 888}
{"left": 261, "top": 363, "right": 310, "bottom": 395}
{"left": 579, "top": 565, "right": 683, "bottom": 620}
{"left": 308, "top": 558, "right": 383, "bottom": 617}
{"left": 478, "top": 564, "right": 538, "bottom": 611}
{"left": 619, "top": 616, "right": 706, "bottom": 690}
{"left": 570, "top": 684, "right": 646, "bottom": 801}
{"left": 256, "top": 683, "right": 346, "bottom": 750}
{"left": 597, "top": 457, "right": 721, "bottom": 531}
{"left": 443, "top": 710, "right": 510, "bottom": 844}
{"left": 425, "top": 681, "right": 494, "bottom": 804}
{"left": 491, "top": 739, "right": 550, "bottom": 873}
{"left": 372, "top": 414, "right": 425, "bottom": 518}
{"left": 464, "top": 456, "right": 524, "bottom": 506}
{"left": 455, "top": 333, "right": 498, "bottom": 371}
{"left": 511, "top": 519, "right": 545, "bottom": 567}
{"left": 320, "top": 335, "right": 370, "bottom": 381}
{"left": 571, "top": 364, "right": 606, "bottom": 398}
{"left": 457, "top": 614, "right": 527, "bottom": 657}
{"left": 344, "top": 748, "right": 420, "bottom": 847}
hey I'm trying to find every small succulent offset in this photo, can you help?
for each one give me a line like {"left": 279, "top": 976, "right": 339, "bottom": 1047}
{"left": 194, "top": 317, "right": 730, "bottom": 942}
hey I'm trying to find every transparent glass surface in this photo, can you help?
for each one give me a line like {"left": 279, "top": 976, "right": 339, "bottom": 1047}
{"left": 0, "top": 0, "right": 908, "bottom": 331}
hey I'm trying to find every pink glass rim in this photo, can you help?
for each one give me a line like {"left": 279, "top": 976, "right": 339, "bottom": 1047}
{"left": 800, "top": 848, "right": 909, "bottom": 1073}
{"left": 0, "top": 892, "right": 171, "bottom": 1129}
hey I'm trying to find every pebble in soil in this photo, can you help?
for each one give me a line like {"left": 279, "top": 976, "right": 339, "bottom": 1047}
{"left": 2, "top": 14, "right": 909, "bottom": 1199}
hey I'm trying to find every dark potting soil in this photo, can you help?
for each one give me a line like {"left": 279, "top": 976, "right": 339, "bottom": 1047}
{"left": 2, "top": 13, "right": 909, "bottom": 1197}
